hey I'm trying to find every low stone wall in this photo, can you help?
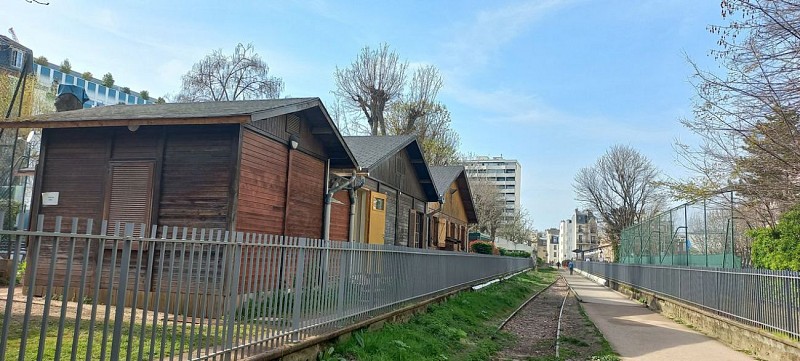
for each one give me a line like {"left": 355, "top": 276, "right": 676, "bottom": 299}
{"left": 604, "top": 278, "right": 800, "bottom": 361}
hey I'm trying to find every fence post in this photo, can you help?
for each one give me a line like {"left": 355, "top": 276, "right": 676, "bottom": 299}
{"left": 336, "top": 241, "right": 350, "bottom": 323}
{"left": 110, "top": 223, "right": 134, "bottom": 361}
{"left": 292, "top": 238, "right": 307, "bottom": 342}
{"left": 223, "top": 232, "right": 243, "bottom": 361}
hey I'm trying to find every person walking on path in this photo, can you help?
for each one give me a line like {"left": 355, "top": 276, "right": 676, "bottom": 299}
{"left": 568, "top": 260, "right": 574, "bottom": 275}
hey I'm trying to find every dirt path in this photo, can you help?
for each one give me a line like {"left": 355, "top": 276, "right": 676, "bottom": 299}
{"left": 495, "top": 276, "right": 614, "bottom": 361}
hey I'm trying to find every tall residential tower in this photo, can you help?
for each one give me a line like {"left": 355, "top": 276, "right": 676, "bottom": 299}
{"left": 464, "top": 156, "right": 521, "bottom": 223}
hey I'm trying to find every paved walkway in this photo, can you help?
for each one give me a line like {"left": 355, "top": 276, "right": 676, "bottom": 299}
{"left": 561, "top": 270, "right": 754, "bottom": 361}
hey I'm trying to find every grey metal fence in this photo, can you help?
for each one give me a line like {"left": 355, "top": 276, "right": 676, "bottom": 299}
{"left": 0, "top": 216, "right": 531, "bottom": 360}
{"left": 576, "top": 261, "right": 800, "bottom": 341}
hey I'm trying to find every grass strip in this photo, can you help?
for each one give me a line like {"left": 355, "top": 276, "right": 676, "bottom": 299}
{"left": 326, "top": 269, "right": 558, "bottom": 361}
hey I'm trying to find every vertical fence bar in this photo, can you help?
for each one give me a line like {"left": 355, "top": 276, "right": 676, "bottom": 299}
{"left": 137, "top": 224, "right": 157, "bottom": 361}
{"left": 0, "top": 226, "right": 23, "bottom": 361}
{"left": 223, "top": 232, "right": 243, "bottom": 361}
{"left": 110, "top": 223, "right": 134, "bottom": 361}
{"left": 36, "top": 216, "right": 63, "bottom": 361}
{"left": 53, "top": 218, "right": 79, "bottom": 361}
{"left": 291, "top": 238, "right": 307, "bottom": 342}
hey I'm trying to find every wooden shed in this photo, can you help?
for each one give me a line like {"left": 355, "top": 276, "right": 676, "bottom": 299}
{"left": 0, "top": 98, "right": 357, "bottom": 308}
{"left": 333, "top": 135, "right": 438, "bottom": 247}
{"left": 428, "top": 166, "right": 478, "bottom": 251}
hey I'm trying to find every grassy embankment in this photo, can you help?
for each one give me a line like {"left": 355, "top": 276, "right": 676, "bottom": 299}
{"left": 327, "top": 269, "right": 558, "bottom": 361}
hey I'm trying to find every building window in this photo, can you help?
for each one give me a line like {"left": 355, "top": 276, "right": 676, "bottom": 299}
{"left": 506, "top": 177, "right": 515, "bottom": 181}
{"left": 10, "top": 49, "right": 24, "bottom": 68}
{"left": 552, "top": 252, "right": 556, "bottom": 257}
{"left": 578, "top": 235, "right": 583, "bottom": 243}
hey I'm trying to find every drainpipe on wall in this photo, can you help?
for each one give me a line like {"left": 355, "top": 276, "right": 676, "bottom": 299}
{"left": 348, "top": 189, "right": 356, "bottom": 242}
{"left": 322, "top": 170, "right": 365, "bottom": 241}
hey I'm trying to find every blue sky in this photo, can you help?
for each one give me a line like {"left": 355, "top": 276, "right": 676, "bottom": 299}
{"left": 2, "top": 0, "right": 723, "bottom": 230}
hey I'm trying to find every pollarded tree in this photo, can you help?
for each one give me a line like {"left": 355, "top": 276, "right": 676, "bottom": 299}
{"left": 392, "top": 65, "right": 443, "bottom": 135}
{"left": 176, "top": 43, "right": 284, "bottom": 102}
{"left": 574, "top": 145, "right": 664, "bottom": 253}
{"left": 334, "top": 43, "right": 407, "bottom": 135}
{"left": 387, "top": 102, "right": 460, "bottom": 166}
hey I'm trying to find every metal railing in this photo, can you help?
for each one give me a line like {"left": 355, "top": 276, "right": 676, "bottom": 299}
{"left": 0, "top": 216, "right": 532, "bottom": 360}
{"left": 576, "top": 261, "right": 800, "bottom": 341}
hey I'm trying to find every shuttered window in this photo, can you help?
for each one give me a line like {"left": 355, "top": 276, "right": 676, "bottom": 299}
{"left": 105, "top": 161, "right": 155, "bottom": 240}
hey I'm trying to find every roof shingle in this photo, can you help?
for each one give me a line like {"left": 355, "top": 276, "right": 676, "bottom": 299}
{"left": 342, "top": 135, "right": 415, "bottom": 170}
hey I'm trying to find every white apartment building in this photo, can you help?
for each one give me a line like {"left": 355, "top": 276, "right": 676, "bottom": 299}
{"left": 464, "top": 156, "right": 521, "bottom": 223}
{"left": 558, "top": 209, "right": 598, "bottom": 261}
{"left": 543, "top": 228, "right": 559, "bottom": 264}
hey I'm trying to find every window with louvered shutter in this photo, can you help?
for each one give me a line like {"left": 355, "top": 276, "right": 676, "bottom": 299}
{"left": 105, "top": 161, "right": 155, "bottom": 241}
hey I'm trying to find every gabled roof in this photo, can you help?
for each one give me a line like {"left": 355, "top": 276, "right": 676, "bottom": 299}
{"left": 429, "top": 165, "right": 478, "bottom": 224}
{"left": 0, "top": 97, "right": 356, "bottom": 168}
{"left": 2, "top": 98, "right": 317, "bottom": 125}
{"left": 343, "top": 135, "right": 438, "bottom": 201}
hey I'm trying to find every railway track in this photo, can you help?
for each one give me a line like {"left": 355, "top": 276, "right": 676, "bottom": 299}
{"left": 495, "top": 274, "right": 575, "bottom": 360}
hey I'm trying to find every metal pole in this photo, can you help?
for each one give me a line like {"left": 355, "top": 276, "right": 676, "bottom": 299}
{"left": 704, "top": 198, "right": 708, "bottom": 267}
{"left": 685, "top": 204, "right": 689, "bottom": 266}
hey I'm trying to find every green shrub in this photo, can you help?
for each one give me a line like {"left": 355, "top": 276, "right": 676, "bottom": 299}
{"left": 102, "top": 72, "right": 115, "bottom": 87}
{"left": 81, "top": 71, "right": 93, "bottom": 80}
{"left": 748, "top": 207, "right": 800, "bottom": 271}
{"left": 16, "top": 260, "right": 26, "bottom": 285}
{"left": 59, "top": 58, "right": 71, "bottom": 73}
{"left": 502, "top": 250, "right": 531, "bottom": 258}
{"left": 470, "top": 241, "right": 494, "bottom": 255}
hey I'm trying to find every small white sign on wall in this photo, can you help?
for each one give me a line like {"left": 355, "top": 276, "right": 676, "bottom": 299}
{"left": 41, "top": 192, "right": 59, "bottom": 206}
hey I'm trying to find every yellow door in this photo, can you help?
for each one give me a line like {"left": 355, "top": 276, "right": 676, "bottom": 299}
{"left": 367, "top": 191, "right": 387, "bottom": 244}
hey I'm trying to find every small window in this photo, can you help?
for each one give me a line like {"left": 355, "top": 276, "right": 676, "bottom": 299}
{"left": 10, "top": 49, "right": 23, "bottom": 68}
{"left": 396, "top": 157, "right": 405, "bottom": 175}
{"left": 373, "top": 197, "right": 385, "bottom": 211}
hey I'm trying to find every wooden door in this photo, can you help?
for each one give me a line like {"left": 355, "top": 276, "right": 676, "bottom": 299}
{"left": 367, "top": 191, "right": 387, "bottom": 245}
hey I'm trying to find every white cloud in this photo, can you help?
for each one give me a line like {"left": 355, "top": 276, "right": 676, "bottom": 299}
{"left": 443, "top": 0, "right": 574, "bottom": 72}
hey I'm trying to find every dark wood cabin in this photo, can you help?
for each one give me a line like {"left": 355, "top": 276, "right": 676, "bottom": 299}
{"left": 0, "top": 98, "right": 356, "bottom": 312}
{"left": 332, "top": 135, "right": 438, "bottom": 247}
{"left": 428, "top": 166, "right": 478, "bottom": 251}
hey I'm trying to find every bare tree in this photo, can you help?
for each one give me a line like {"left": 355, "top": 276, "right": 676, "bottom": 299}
{"left": 468, "top": 176, "right": 505, "bottom": 241}
{"left": 176, "top": 43, "right": 283, "bottom": 102}
{"left": 387, "top": 102, "right": 460, "bottom": 166}
{"left": 499, "top": 208, "right": 534, "bottom": 245}
{"left": 334, "top": 43, "right": 407, "bottom": 135}
{"left": 676, "top": 0, "right": 800, "bottom": 226}
{"left": 393, "top": 65, "right": 443, "bottom": 134}
{"left": 574, "top": 145, "right": 664, "bottom": 250}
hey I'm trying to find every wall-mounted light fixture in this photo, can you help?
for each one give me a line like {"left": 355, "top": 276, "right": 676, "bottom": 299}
{"left": 127, "top": 124, "right": 140, "bottom": 132}
{"left": 289, "top": 134, "right": 299, "bottom": 150}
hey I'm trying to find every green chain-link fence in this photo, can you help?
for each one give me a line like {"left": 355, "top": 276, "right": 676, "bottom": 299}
{"left": 619, "top": 191, "right": 742, "bottom": 268}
